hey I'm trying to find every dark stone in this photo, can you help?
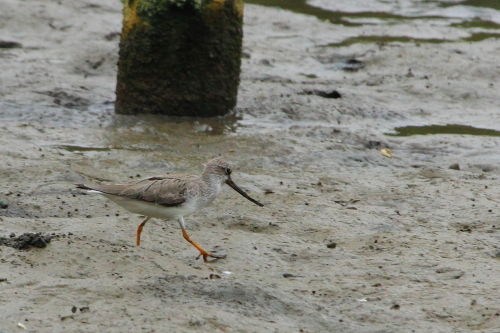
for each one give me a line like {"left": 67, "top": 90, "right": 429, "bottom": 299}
{"left": 364, "top": 140, "right": 389, "bottom": 149}
{"left": 302, "top": 89, "right": 342, "bottom": 99}
{"left": 0, "top": 40, "right": 23, "bottom": 48}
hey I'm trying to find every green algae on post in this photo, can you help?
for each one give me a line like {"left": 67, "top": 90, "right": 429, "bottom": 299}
{"left": 116, "top": 0, "right": 244, "bottom": 117}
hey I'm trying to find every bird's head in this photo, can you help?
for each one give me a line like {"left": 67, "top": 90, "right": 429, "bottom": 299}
{"left": 203, "top": 158, "right": 264, "bottom": 207}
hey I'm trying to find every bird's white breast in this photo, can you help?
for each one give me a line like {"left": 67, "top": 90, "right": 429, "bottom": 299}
{"left": 101, "top": 193, "right": 190, "bottom": 220}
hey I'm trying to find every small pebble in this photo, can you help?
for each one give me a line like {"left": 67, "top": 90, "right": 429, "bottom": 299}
{"left": 326, "top": 242, "right": 337, "bottom": 249}
{"left": 449, "top": 163, "right": 460, "bottom": 170}
{"left": 189, "top": 317, "right": 205, "bottom": 326}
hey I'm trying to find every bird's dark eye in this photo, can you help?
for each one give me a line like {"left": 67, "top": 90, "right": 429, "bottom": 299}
{"left": 225, "top": 168, "right": 232, "bottom": 175}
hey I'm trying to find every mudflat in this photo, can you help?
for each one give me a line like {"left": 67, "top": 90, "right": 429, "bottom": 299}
{"left": 1, "top": 1, "right": 500, "bottom": 332}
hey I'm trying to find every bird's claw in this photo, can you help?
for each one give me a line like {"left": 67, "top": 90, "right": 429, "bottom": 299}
{"left": 196, "top": 252, "right": 227, "bottom": 262}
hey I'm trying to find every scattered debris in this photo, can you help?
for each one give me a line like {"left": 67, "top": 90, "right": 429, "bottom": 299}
{"left": 436, "top": 267, "right": 465, "bottom": 279}
{"left": 340, "top": 59, "right": 365, "bottom": 71}
{"left": 326, "top": 242, "right": 337, "bottom": 249}
{"left": 486, "top": 250, "right": 500, "bottom": 258}
{"left": 380, "top": 148, "right": 393, "bottom": 158}
{"left": 0, "top": 40, "right": 22, "bottom": 48}
{"left": 104, "top": 32, "right": 120, "bottom": 41}
{"left": 35, "top": 90, "right": 91, "bottom": 109}
{"left": 302, "top": 89, "right": 342, "bottom": 99}
{"left": 0, "top": 232, "right": 55, "bottom": 250}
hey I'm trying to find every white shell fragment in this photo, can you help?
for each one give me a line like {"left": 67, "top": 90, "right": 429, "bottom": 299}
{"left": 17, "top": 323, "right": 27, "bottom": 329}
{"left": 380, "top": 148, "right": 393, "bottom": 158}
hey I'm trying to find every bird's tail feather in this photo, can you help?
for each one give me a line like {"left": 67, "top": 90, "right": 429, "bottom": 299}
{"left": 76, "top": 184, "right": 92, "bottom": 190}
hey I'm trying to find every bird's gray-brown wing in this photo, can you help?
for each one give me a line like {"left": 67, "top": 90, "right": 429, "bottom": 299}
{"left": 76, "top": 174, "right": 196, "bottom": 207}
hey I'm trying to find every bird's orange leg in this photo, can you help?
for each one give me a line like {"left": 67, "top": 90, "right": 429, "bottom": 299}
{"left": 181, "top": 228, "right": 226, "bottom": 261}
{"left": 136, "top": 217, "right": 150, "bottom": 246}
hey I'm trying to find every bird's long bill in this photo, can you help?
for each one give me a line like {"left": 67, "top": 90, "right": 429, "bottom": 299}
{"left": 225, "top": 178, "right": 264, "bottom": 207}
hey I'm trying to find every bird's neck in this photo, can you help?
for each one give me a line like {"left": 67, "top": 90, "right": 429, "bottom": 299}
{"left": 200, "top": 172, "right": 222, "bottom": 187}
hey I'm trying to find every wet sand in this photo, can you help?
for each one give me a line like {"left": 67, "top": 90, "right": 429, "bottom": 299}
{"left": 1, "top": 1, "right": 500, "bottom": 332}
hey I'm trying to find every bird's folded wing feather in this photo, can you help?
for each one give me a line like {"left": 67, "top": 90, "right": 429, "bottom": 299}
{"left": 81, "top": 175, "right": 197, "bottom": 207}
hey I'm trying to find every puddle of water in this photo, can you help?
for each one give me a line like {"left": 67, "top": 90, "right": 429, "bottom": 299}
{"left": 458, "top": 0, "right": 500, "bottom": 10}
{"left": 0, "top": 101, "right": 244, "bottom": 155}
{"left": 56, "top": 145, "right": 112, "bottom": 152}
{"left": 323, "top": 36, "right": 450, "bottom": 48}
{"left": 245, "top": 0, "right": 500, "bottom": 44}
{"left": 320, "top": 32, "right": 500, "bottom": 48}
{"left": 245, "top": 0, "right": 413, "bottom": 25}
{"left": 109, "top": 112, "right": 241, "bottom": 136}
{"left": 100, "top": 112, "right": 243, "bottom": 152}
{"left": 386, "top": 124, "right": 500, "bottom": 137}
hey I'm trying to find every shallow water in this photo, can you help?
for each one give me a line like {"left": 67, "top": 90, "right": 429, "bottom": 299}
{"left": 246, "top": 0, "right": 500, "bottom": 43}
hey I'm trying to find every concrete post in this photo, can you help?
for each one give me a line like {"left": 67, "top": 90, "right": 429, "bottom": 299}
{"left": 115, "top": 0, "right": 243, "bottom": 117}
